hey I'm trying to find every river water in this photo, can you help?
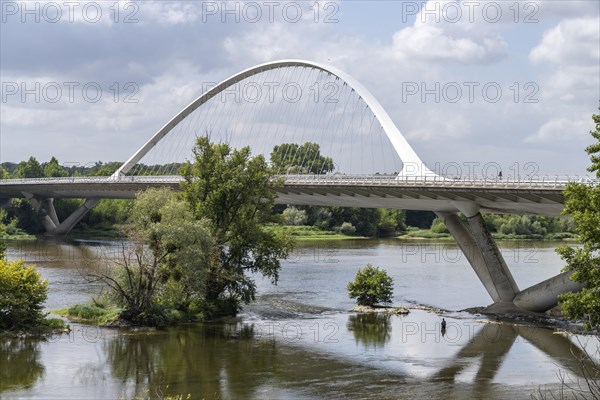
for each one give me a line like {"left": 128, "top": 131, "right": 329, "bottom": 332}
{"left": 1, "top": 239, "right": 598, "bottom": 399}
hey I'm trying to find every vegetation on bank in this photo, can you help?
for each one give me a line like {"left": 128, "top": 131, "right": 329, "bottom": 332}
{"left": 58, "top": 137, "right": 293, "bottom": 327}
{"left": 0, "top": 232, "right": 67, "bottom": 334}
{"left": 556, "top": 107, "right": 600, "bottom": 331}
{"left": 54, "top": 303, "right": 122, "bottom": 325}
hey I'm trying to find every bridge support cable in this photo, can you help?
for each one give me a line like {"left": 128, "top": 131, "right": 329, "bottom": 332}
{"left": 23, "top": 193, "right": 99, "bottom": 235}
{"left": 116, "top": 60, "right": 438, "bottom": 179}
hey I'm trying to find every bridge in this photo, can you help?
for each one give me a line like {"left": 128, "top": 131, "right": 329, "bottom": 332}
{"left": 0, "top": 59, "right": 581, "bottom": 315}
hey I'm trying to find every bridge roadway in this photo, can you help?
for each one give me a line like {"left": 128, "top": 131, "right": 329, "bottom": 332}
{"left": 0, "top": 174, "right": 568, "bottom": 216}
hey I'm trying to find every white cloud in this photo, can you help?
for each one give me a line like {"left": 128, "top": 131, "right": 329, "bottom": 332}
{"left": 391, "top": 25, "right": 506, "bottom": 63}
{"left": 530, "top": 18, "right": 600, "bottom": 66}
{"left": 524, "top": 115, "right": 594, "bottom": 144}
{"left": 390, "top": 0, "right": 508, "bottom": 64}
{"left": 404, "top": 111, "right": 471, "bottom": 141}
{"left": 140, "top": 1, "right": 202, "bottom": 25}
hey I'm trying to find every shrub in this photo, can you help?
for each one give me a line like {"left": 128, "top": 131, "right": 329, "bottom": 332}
{"left": 282, "top": 206, "right": 308, "bottom": 226}
{"left": 0, "top": 259, "right": 48, "bottom": 330}
{"left": 430, "top": 217, "right": 449, "bottom": 234}
{"left": 339, "top": 222, "right": 356, "bottom": 235}
{"left": 347, "top": 264, "right": 394, "bottom": 307}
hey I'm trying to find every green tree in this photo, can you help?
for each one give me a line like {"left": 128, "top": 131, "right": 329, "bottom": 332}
{"left": 282, "top": 206, "right": 307, "bottom": 226}
{"left": 557, "top": 107, "right": 600, "bottom": 330}
{"left": 376, "top": 209, "right": 406, "bottom": 237}
{"left": 0, "top": 259, "right": 48, "bottom": 330}
{"left": 347, "top": 264, "right": 394, "bottom": 307}
{"left": 430, "top": 217, "right": 450, "bottom": 234}
{"left": 43, "top": 156, "right": 68, "bottom": 177}
{"left": 15, "top": 157, "right": 43, "bottom": 178}
{"left": 181, "top": 136, "right": 293, "bottom": 317}
{"left": 270, "top": 142, "right": 334, "bottom": 174}
{"left": 0, "top": 214, "right": 6, "bottom": 257}
{"left": 88, "top": 161, "right": 123, "bottom": 176}
{"left": 93, "top": 188, "right": 213, "bottom": 325}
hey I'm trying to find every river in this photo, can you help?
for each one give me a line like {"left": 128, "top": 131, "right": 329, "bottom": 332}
{"left": 1, "top": 238, "right": 598, "bottom": 399}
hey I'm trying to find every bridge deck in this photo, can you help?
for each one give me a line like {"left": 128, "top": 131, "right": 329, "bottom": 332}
{"left": 0, "top": 175, "right": 567, "bottom": 216}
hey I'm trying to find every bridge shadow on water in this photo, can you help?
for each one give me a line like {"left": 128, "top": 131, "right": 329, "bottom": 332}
{"left": 100, "top": 318, "right": 597, "bottom": 399}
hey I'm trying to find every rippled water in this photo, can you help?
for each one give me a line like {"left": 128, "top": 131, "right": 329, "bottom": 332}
{"left": 1, "top": 238, "right": 597, "bottom": 399}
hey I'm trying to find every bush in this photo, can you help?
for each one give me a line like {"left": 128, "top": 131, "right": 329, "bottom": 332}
{"left": 347, "top": 264, "right": 394, "bottom": 307}
{"left": 339, "top": 222, "right": 356, "bottom": 235}
{"left": 430, "top": 217, "right": 449, "bottom": 234}
{"left": 0, "top": 259, "right": 48, "bottom": 330}
{"left": 282, "top": 206, "right": 308, "bottom": 226}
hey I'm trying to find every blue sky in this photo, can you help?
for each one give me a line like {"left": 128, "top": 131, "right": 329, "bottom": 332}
{"left": 1, "top": 0, "right": 599, "bottom": 176}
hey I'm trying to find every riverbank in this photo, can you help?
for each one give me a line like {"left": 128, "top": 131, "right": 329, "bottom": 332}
{"left": 4, "top": 224, "right": 578, "bottom": 242}
{"left": 0, "top": 318, "right": 69, "bottom": 338}
{"left": 265, "top": 225, "right": 579, "bottom": 242}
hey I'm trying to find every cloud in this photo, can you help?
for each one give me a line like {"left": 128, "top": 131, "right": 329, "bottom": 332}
{"left": 0, "top": 0, "right": 597, "bottom": 176}
{"left": 524, "top": 115, "right": 594, "bottom": 144}
{"left": 390, "top": 0, "right": 508, "bottom": 64}
{"left": 530, "top": 18, "right": 600, "bottom": 66}
{"left": 391, "top": 25, "right": 506, "bottom": 63}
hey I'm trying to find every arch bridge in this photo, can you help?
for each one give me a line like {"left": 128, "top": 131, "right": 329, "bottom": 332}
{"left": 0, "top": 59, "right": 581, "bottom": 315}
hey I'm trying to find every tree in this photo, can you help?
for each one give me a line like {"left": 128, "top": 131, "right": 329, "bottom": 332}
{"left": 0, "top": 213, "right": 6, "bottom": 257}
{"left": 15, "top": 157, "right": 43, "bottom": 179}
{"left": 43, "top": 156, "right": 68, "bottom": 177}
{"left": 347, "top": 264, "right": 394, "bottom": 307}
{"left": 376, "top": 209, "right": 406, "bottom": 237}
{"left": 270, "top": 142, "right": 334, "bottom": 174}
{"left": 0, "top": 259, "right": 48, "bottom": 330}
{"left": 282, "top": 206, "right": 308, "bottom": 226}
{"left": 91, "top": 188, "right": 213, "bottom": 325}
{"left": 557, "top": 107, "right": 600, "bottom": 330}
{"left": 181, "top": 136, "right": 293, "bottom": 317}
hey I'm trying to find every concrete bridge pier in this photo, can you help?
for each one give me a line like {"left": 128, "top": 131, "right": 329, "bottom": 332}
{"left": 437, "top": 205, "right": 582, "bottom": 313}
{"left": 23, "top": 193, "right": 99, "bottom": 235}
{"left": 436, "top": 210, "right": 519, "bottom": 304}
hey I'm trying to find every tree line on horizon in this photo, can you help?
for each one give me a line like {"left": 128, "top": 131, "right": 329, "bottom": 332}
{"left": 0, "top": 143, "right": 575, "bottom": 239}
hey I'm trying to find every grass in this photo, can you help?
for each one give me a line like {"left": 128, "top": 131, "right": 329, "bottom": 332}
{"left": 398, "top": 229, "right": 453, "bottom": 239}
{"left": 0, "top": 231, "right": 36, "bottom": 240}
{"left": 398, "top": 227, "right": 578, "bottom": 241}
{"left": 55, "top": 303, "right": 122, "bottom": 325}
{"left": 67, "top": 227, "right": 125, "bottom": 239}
{"left": 265, "top": 225, "right": 366, "bottom": 241}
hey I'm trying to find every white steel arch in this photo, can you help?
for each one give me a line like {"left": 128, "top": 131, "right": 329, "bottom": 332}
{"left": 115, "top": 59, "right": 436, "bottom": 177}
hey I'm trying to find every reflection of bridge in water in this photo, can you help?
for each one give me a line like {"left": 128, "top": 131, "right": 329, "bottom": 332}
{"left": 0, "top": 59, "right": 583, "bottom": 314}
{"left": 99, "top": 316, "right": 600, "bottom": 399}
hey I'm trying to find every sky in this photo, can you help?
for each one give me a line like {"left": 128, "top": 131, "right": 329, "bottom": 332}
{"left": 1, "top": 0, "right": 599, "bottom": 177}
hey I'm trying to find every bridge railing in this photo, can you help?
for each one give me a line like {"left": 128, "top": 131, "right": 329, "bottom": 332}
{"left": 0, "top": 175, "right": 183, "bottom": 185}
{"left": 279, "top": 173, "right": 585, "bottom": 189}
{"left": 0, "top": 173, "right": 592, "bottom": 189}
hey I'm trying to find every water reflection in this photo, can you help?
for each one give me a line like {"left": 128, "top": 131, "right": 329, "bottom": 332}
{"left": 2, "top": 239, "right": 595, "bottom": 399}
{"left": 106, "top": 323, "right": 277, "bottom": 399}
{"left": 435, "top": 322, "right": 596, "bottom": 394}
{"left": 347, "top": 313, "right": 392, "bottom": 349}
{"left": 0, "top": 338, "right": 44, "bottom": 392}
